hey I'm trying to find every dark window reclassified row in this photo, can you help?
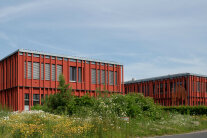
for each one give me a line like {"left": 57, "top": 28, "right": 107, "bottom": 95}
{"left": 24, "top": 61, "right": 118, "bottom": 85}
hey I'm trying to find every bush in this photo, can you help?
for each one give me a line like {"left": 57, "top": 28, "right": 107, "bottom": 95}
{"left": 32, "top": 75, "right": 162, "bottom": 120}
{"left": 162, "top": 106, "right": 207, "bottom": 115}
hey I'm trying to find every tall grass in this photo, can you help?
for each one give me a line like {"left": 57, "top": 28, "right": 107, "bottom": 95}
{"left": 1, "top": 75, "right": 207, "bottom": 137}
{"left": 0, "top": 104, "right": 11, "bottom": 118}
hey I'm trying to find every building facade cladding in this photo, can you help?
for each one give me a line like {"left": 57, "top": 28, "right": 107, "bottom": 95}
{"left": 125, "top": 73, "right": 207, "bottom": 106}
{"left": 0, "top": 49, "right": 124, "bottom": 111}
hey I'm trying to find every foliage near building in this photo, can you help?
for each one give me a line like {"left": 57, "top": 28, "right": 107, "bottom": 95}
{"left": 162, "top": 106, "right": 207, "bottom": 115}
{"left": 1, "top": 75, "right": 207, "bottom": 137}
{"left": 33, "top": 75, "right": 162, "bottom": 119}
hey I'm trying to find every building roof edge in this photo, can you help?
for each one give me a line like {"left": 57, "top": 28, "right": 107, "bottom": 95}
{"left": 0, "top": 49, "right": 123, "bottom": 65}
{"left": 125, "top": 73, "right": 207, "bottom": 84}
{"left": 0, "top": 49, "right": 20, "bottom": 62}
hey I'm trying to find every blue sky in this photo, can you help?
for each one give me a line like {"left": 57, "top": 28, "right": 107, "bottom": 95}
{"left": 0, "top": 0, "right": 207, "bottom": 81}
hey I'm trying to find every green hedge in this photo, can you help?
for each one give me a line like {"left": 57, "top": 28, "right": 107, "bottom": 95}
{"left": 162, "top": 106, "right": 207, "bottom": 115}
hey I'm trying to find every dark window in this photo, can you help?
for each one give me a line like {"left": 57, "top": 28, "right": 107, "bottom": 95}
{"left": 201, "top": 83, "right": 203, "bottom": 92}
{"left": 125, "top": 87, "right": 127, "bottom": 93}
{"left": 101, "top": 70, "right": 105, "bottom": 84}
{"left": 197, "top": 82, "right": 200, "bottom": 92}
{"left": 165, "top": 83, "right": 167, "bottom": 94}
{"left": 115, "top": 72, "right": 117, "bottom": 85}
{"left": 147, "top": 85, "right": 149, "bottom": 96}
{"left": 138, "top": 85, "right": 140, "bottom": 92}
{"left": 70, "top": 67, "right": 77, "bottom": 81}
{"left": 206, "top": 82, "right": 207, "bottom": 93}
{"left": 97, "top": 70, "right": 100, "bottom": 84}
{"left": 153, "top": 84, "right": 155, "bottom": 95}
{"left": 142, "top": 85, "right": 144, "bottom": 93}
{"left": 106, "top": 71, "right": 108, "bottom": 84}
{"left": 41, "top": 63, "right": 44, "bottom": 80}
{"left": 24, "top": 62, "right": 26, "bottom": 79}
{"left": 177, "top": 82, "right": 179, "bottom": 87}
{"left": 185, "top": 80, "right": 187, "bottom": 89}
{"left": 78, "top": 67, "right": 82, "bottom": 82}
{"left": 160, "top": 84, "right": 163, "bottom": 94}
{"left": 24, "top": 94, "right": 29, "bottom": 105}
{"left": 170, "top": 82, "right": 173, "bottom": 93}
{"left": 41, "top": 94, "right": 44, "bottom": 105}
{"left": 33, "top": 94, "right": 40, "bottom": 106}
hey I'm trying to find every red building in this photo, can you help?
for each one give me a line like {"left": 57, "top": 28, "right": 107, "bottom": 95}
{"left": 0, "top": 49, "right": 124, "bottom": 111}
{"left": 125, "top": 73, "right": 207, "bottom": 106}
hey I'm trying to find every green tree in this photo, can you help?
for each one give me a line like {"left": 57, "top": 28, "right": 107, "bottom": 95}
{"left": 45, "top": 74, "right": 74, "bottom": 114}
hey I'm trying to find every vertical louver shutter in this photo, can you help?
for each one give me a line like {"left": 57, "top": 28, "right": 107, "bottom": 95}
{"left": 97, "top": 70, "right": 100, "bottom": 84}
{"left": 41, "top": 63, "right": 44, "bottom": 80}
{"left": 45, "top": 64, "right": 50, "bottom": 80}
{"left": 101, "top": 70, "right": 105, "bottom": 84}
{"left": 52, "top": 64, "right": 55, "bottom": 81}
{"left": 27, "top": 62, "right": 32, "bottom": 79}
{"left": 115, "top": 72, "right": 117, "bottom": 85}
{"left": 24, "top": 62, "right": 26, "bottom": 79}
{"left": 91, "top": 69, "right": 96, "bottom": 84}
{"left": 78, "top": 67, "right": 82, "bottom": 82}
{"left": 33, "top": 62, "right": 40, "bottom": 80}
{"left": 70, "top": 67, "right": 72, "bottom": 81}
{"left": 109, "top": 71, "right": 114, "bottom": 85}
{"left": 106, "top": 71, "right": 108, "bottom": 84}
{"left": 70, "top": 67, "right": 77, "bottom": 81}
{"left": 57, "top": 65, "right": 62, "bottom": 81}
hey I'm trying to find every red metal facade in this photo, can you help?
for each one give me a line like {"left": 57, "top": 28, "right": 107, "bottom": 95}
{"left": 0, "top": 49, "right": 124, "bottom": 111}
{"left": 125, "top": 74, "right": 207, "bottom": 106}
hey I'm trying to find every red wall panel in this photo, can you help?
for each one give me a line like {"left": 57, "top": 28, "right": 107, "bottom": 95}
{"left": 0, "top": 50, "right": 124, "bottom": 111}
{"left": 125, "top": 75, "right": 207, "bottom": 106}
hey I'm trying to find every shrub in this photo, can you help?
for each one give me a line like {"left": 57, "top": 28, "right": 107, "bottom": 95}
{"left": 32, "top": 75, "right": 162, "bottom": 120}
{"left": 162, "top": 106, "right": 207, "bottom": 115}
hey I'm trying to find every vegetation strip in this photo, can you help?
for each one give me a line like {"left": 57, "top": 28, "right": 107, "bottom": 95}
{"left": 0, "top": 75, "right": 207, "bottom": 137}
